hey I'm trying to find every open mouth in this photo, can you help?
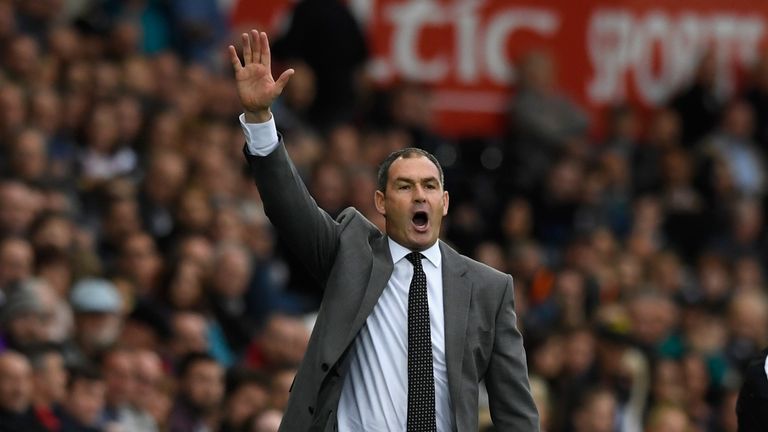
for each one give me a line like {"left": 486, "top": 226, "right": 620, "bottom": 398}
{"left": 412, "top": 211, "right": 429, "bottom": 232}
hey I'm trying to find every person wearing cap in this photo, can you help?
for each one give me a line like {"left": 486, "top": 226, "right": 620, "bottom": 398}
{"left": 0, "top": 278, "right": 57, "bottom": 351}
{"left": 70, "top": 278, "right": 124, "bottom": 360}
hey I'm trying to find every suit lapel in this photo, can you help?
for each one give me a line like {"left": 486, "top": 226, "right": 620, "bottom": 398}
{"left": 440, "top": 241, "right": 471, "bottom": 428}
{"left": 344, "top": 235, "right": 393, "bottom": 349}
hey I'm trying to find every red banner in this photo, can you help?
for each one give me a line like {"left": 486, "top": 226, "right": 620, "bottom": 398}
{"left": 232, "top": 0, "right": 768, "bottom": 138}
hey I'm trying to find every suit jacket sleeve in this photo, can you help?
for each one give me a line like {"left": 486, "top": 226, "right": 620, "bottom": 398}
{"left": 484, "top": 275, "right": 540, "bottom": 431}
{"left": 737, "top": 349, "right": 768, "bottom": 432}
{"left": 244, "top": 140, "right": 340, "bottom": 282}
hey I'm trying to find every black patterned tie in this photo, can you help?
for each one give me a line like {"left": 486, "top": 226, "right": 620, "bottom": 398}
{"left": 405, "top": 252, "right": 436, "bottom": 432}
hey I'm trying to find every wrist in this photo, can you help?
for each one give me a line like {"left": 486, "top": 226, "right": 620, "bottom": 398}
{"left": 244, "top": 109, "right": 272, "bottom": 124}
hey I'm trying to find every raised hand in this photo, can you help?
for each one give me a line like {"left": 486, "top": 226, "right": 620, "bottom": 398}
{"left": 228, "top": 30, "right": 294, "bottom": 123}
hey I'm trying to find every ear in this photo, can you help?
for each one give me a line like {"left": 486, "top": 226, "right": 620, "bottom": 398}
{"left": 374, "top": 190, "right": 386, "bottom": 216}
{"left": 442, "top": 190, "right": 449, "bottom": 216}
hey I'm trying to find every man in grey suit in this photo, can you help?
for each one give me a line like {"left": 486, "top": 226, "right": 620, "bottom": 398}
{"left": 228, "top": 30, "right": 539, "bottom": 431}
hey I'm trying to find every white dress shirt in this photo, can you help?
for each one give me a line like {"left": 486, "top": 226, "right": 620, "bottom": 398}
{"left": 336, "top": 239, "right": 451, "bottom": 432}
{"left": 241, "top": 114, "right": 454, "bottom": 431}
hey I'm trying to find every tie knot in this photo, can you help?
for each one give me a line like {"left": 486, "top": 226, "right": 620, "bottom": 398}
{"left": 406, "top": 252, "right": 424, "bottom": 267}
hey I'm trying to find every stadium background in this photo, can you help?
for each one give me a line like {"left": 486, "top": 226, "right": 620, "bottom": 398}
{"left": 1, "top": 0, "right": 768, "bottom": 431}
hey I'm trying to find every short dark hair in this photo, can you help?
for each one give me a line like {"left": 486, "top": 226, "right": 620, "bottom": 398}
{"left": 225, "top": 368, "right": 270, "bottom": 397}
{"left": 176, "top": 352, "right": 218, "bottom": 378}
{"left": 23, "top": 343, "right": 63, "bottom": 371}
{"left": 376, "top": 147, "right": 444, "bottom": 192}
{"left": 67, "top": 366, "right": 103, "bottom": 391}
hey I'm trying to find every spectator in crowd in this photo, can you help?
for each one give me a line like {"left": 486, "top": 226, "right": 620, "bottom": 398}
{"left": 139, "top": 150, "right": 188, "bottom": 242}
{"left": 645, "top": 405, "right": 691, "bottom": 432}
{"left": 700, "top": 99, "right": 766, "bottom": 197}
{"left": 268, "top": 368, "right": 296, "bottom": 413}
{"left": 69, "top": 278, "right": 124, "bottom": 361}
{"left": 631, "top": 108, "right": 682, "bottom": 196}
{"left": 97, "top": 195, "right": 143, "bottom": 268}
{"left": 169, "top": 310, "right": 217, "bottom": 363}
{"left": 0, "top": 237, "right": 33, "bottom": 289}
{"left": 506, "top": 50, "right": 589, "bottom": 194}
{"left": 100, "top": 347, "right": 157, "bottom": 431}
{"left": 273, "top": 0, "right": 368, "bottom": 130}
{"left": 0, "top": 83, "right": 27, "bottom": 140}
{"left": 168, "top": 352, "right": 225, "bottom": 432}
{"left": 134, "top": 349, "right": 173, "bottom": 430}
{"left": 0, "top": 180, "right": 39, "bottom": 237}
{"left": 78, "top": 101, "right": 138, "bottom": 186}
{"left": 245, "top": 314, "right": 308, "bottom": 372}
{"left": 58, "top": 367, "right": 106, "bottom": 432}
{"left": 2, "top": 34, "right": 39, "bottom": 85}
{"left": 162, "top": 259, "right": 207, "bottom": 312}
{"left": 670, "top": 50, "right": 724, "bottom": 147}
{"left": 602, "top": 104, "right": 641, "bottom": 159}
{"left": 745, "top": 53, "right": 768, "bottom": 145}
{"left": 0, "top": 278, "right": 58, "bottom": 352}
{"left": 727, "top": 290, "right": 768, "bottom": 371}
{"left": 27, "top": 343, "right": 67, "bottom": 430}
{"left": 571, "top": 387, "right": 617, "bottom": 432}
{"left": 4, "top": 127, "right": 48, "bottom": 185}
{"left": 220, "top": 369, "right": 271, "bottom": 432}
{"left": 208, "top": 242, "right": 257, "bottom": 356}
{"left": 0, "top": 350, "right": 47, "bottom": 431}
{"left": 116, "top": 231, "right": 163, "bottom": 298}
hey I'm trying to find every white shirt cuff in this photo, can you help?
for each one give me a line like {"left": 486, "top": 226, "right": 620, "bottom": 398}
{"left": 240, "top": 113, "right": 280, "bottom": 156}
{"left": 763, "top": 353, "right": 768, "bottom": 381}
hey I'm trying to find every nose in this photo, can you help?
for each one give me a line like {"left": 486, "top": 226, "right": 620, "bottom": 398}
{"left": 412, "top": 185, "right": 426, "bottom": 202}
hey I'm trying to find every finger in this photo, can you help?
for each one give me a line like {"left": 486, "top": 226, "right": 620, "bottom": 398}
{"left": 251, "top": 29, "right": 262, "bottom": 65}
{"left": 241, "top": 33, "right": 252, "bottom": 64}
{"left": 275, "top": 68, "right": 295, "bottom": 93}
{"left": 260, "top": 32, "right": 271, "bottom": 69}
{"left": 228, "top": 45, "right": 243, "bottom": 72}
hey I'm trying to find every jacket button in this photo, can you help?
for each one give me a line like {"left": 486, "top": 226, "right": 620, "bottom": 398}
{"left": 321, "top": 363, "right": 329, "bottom": 372}
{"left": 308, "top": 406, "right": 314, "bottom": 415}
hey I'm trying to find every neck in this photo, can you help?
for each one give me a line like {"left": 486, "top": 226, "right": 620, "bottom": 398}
{"left": 387, "top": 237, "right": 439, "bottom": 252}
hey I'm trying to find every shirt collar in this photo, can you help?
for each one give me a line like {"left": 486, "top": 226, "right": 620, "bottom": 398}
{"left": 387, "top": 237, "right": 442, "bottom": 269}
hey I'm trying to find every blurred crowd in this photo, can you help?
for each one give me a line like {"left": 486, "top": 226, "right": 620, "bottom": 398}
{"left": 0, "top": 0, "right": 767, "bottom": 431}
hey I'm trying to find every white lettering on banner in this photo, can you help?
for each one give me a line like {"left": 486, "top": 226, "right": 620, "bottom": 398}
{"left": 456, "top": 1, "right": 482, "bottom": 83}
{"left": 588, "top": 10, "right": 765, "bottom": 105}
{"left": 632, "top": 11, "right": 676, "bottom": 103}
{"left": 373, "top": 0, "right": 560, "bottom": 84}
{"left": 587, "top": 10, "right": 633, "bottom": 102}
{"left": 348, "top": 0, "right": 375, "bottom": 25}
{"left": 484, "top": 9, "right": 559, "bottom": 83}
{"left": 388, "top": 0, "right": 450, "bottom": 81}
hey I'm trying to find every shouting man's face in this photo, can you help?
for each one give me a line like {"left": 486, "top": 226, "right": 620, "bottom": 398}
{"left": 375, "top": 155, "right": 449, "bottom": 251}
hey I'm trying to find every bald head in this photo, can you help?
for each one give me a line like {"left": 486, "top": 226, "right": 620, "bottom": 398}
{"left": 0, "top": 351, "right": 33, "bottom": 413}
{"left": 132, "top": 349, "right": 165, "bottom": 409}
{"left": 0, "top": 181, "right": 39, "bottom": 236}
{"left": 0, "top": 237, "right": 33, "bottom": 288}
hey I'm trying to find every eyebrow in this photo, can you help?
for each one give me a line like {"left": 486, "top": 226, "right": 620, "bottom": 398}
{"left": 393, "top": 177, "right": 440, "bottom": 184}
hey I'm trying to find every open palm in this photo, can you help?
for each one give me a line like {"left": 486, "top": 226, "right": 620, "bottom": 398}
{"left": 229, "top": 30, "right": 294, "bottom": 117}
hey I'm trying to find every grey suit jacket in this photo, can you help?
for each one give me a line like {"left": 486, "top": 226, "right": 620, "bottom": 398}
{"left": 245, "top": 142, "right": 539, "bottom": 431}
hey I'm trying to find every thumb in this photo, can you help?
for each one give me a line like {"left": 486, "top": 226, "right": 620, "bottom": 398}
{"left": 275, "top": 68, "right": 295, "bottom": 93}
